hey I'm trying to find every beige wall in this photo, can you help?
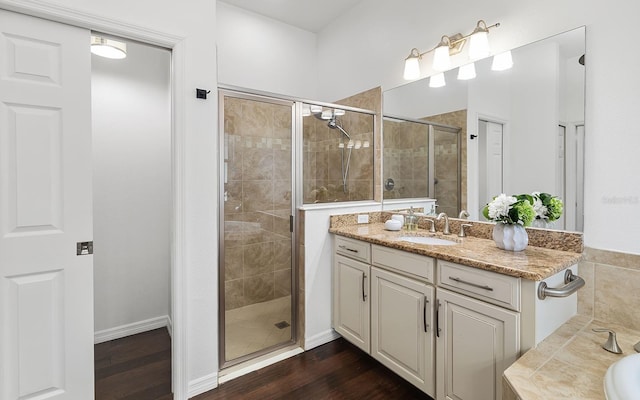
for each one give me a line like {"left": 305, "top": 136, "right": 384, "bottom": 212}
{"left": 578, "top": 248, "right": 640, "bottom": 330}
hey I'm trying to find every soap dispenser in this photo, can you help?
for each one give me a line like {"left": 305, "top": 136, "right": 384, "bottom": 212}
{"left": 405, "top": 207, "right": 418, "bottom": 231}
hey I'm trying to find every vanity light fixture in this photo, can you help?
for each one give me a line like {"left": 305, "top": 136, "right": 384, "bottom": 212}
{"left": 429, "top": 72, "right": 446, "bottom": 88}
{"left": 491, "top": 50, "right": 513, "bottom": 71}
{"left": 457, "top": 62, "right": 476, "bottom": 80}
{"left": 403, "top": 19, "right": 500, "bottom": 80}
{"left": 90, "top": 35, "right": 127, "bottom": 59}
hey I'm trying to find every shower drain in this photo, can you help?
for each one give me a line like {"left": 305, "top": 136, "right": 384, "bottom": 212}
{"left": 274, "top": 321, "right": 290, "bottom": 329}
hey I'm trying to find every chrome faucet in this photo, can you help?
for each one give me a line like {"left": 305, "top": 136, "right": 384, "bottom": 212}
{"left": 436, "top": 212, "right": 450, "bottom": 235}
{"left": 458, "top": 210, "right": 470, "bottom": 219}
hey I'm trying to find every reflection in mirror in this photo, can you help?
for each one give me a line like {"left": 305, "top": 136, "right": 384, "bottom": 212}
{"left": 302, "top": 104, "right": 375, "bottom": 204}
{"left": 383, "top": 27, "right": 585, "bottom": 231}
{"left": 382, "top": 116, "right": 463, "bottom": 217}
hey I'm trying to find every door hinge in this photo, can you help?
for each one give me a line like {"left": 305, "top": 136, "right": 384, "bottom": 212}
{"left": 77, "top": 241, "right": 93, "bottom": 255}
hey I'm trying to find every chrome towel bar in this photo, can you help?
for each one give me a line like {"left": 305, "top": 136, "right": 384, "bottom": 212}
{"left": 537, "top": 269, "right": 585, "bottom": 300}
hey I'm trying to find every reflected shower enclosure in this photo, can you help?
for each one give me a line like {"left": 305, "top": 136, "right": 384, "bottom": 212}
{"left": 303, "top": 104, "right": 375, "bottom": 204}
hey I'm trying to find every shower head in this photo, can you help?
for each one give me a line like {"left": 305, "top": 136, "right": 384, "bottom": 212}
{"left": 328, "top": 116, "right": 351, "bottom": 140}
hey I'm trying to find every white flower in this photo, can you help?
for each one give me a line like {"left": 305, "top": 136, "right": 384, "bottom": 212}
{"left": 488, "top": 194, "right": 517, "bottom": 220}
{"left": 532, "top": 197, "right": 548, "bottom": 219}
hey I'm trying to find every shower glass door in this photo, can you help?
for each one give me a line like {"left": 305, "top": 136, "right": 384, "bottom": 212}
{"left": 219, "top": 90, "right": 295, "bottom": 367}
{"left": 431, "top": 126, "right": 461, "bottom": 217}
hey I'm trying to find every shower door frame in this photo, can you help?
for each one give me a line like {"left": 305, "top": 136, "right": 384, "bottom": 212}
{"left": 217, "top": 89, "right": 298, "bottom": 369}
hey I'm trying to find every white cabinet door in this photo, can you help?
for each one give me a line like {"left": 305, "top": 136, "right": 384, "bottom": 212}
{"left": 371, "top": 267, "right": 435, "bottom": 397}
{"left": 0, "top": 10, "right": 93, "bottom": 400}
{"left": 333, "top": 254, "right": 370, "bottom": 352}
{"left": 436, "top": 289, "right": 519, "bottom": 400}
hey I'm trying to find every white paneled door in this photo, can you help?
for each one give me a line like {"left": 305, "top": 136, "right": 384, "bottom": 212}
{"left": 0, "top": 10, "right": 94, "bottom": 400}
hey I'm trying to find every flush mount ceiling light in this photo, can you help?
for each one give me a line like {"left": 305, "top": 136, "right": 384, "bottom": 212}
{"left": 91, "top": 35, "right": 127, "bottom": 59}
{"left": 402, "top": 19, "right": 499, "bottom": 80}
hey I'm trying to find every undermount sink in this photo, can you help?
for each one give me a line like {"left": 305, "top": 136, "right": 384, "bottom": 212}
{"left": 399, "top": 236, "right": 458, "bottom": 246}
{"left": 604, "top": 353, "right": 640, "bottom": 400}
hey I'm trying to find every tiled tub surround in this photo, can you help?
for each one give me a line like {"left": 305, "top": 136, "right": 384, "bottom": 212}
{"left": 504, "top": 247, "right": 640, "bottom": 399}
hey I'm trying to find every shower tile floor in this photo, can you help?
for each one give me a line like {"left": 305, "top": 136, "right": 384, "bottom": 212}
{"left": 225, "top": 296, "right": 292, "bottom": 361}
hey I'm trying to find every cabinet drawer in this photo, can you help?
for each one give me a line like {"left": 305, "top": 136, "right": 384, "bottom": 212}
{"left": 372, "top": 244, "right": 434, "bottom": 283}
{"left": 438, "top": 261, "right": 520, "bottom": 311}
{"left": 335, "top": 236, "right": 371, "bottom": 263}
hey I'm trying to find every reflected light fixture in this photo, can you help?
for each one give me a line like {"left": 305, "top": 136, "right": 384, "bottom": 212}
{"left": 302, "top": 105, "right": 311, "bottom": 117}
{"left": 457, "top": 63, "right": 476, "bottom": 80}
{"left": 429, "top": 72, "right": 446, "bottom": 88}
{"left": 491, "top": 50, "right": 513, "bottom": 71}
{"left": 91, "top": 35, "right": 127, "bottom": 59}
{"left": 402, "top": 19, "right": 499, "bottom": 80}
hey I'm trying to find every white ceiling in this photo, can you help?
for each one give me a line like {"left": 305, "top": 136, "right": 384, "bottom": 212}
{"left": 218, "top": 0, "right": 363, "bottom": 32}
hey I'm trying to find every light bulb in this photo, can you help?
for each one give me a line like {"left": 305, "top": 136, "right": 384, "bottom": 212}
{"left": 91, "top": 36, "right": 127, "bottom": 59}
{"left": 363, "top": 141, "right": 370, "bottom": 148}
{"left": 321, "top": 110, "right": 333, "bottom": 120}
{"left": 404, "top": 56, "right": 420, "bottom": 80}
{"left": 302, "top": 105, "right": 311, "bottom": 116}
{"left": 334, "top": 109, "right": 346, "bottom": 116}
{"left": 310, "top": 105, "right": 322, "bottom": 114}
{"left": 355, "top": 140, "right": 362, "bottom": 149}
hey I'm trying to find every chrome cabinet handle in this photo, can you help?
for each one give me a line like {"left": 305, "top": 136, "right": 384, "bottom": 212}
{"left": 448, "top": 276, "right": 494, "bottom": 291}
{"left": 362, "top": 272, "right": 367, "bottom": 302}
{"left": 538, "top": 270, "right": 585, "bottom": 300}
{"left": 339, "top": 245, "right": 358, "bottom": 254}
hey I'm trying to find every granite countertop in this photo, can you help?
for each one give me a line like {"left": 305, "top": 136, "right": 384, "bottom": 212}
{"left": 504, "top": 315, "right": 640, "bottom": 399}
{"left": 329, "top": 223, "right": 583, "bottom": 281}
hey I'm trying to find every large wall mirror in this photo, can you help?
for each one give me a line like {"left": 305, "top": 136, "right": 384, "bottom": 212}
{"left": 383, "top": 27, "right": 585, "bottom": 231}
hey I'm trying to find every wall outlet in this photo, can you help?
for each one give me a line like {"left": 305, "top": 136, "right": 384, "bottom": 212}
{"left": 357, "top": 214, "right": 369, "bottom": 224}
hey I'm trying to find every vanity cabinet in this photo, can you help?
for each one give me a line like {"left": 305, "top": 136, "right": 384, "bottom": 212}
{"left": 436, "top": 288, "right": 518, "bottom": 400}
{"left": 332, "top": 234, "right": 577, "bottom": 400}
{"left": 333, "top": 253, "right": 370, "bottom": 352}
{"left": 333, "top": 237, "right": 436, "bottom": 397}
{"left": 371, "top": 266, "right": 435, "bottom": 396}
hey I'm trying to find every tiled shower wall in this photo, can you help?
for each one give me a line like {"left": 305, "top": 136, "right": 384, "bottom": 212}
{"left": 382, "top": 119, "right": 430, "bottom": 199}
{"left": 223, "top": 97, "right": 292, "bottom": 310}
{"left": 303, "top": 111, "right": 374, "bottom": 203}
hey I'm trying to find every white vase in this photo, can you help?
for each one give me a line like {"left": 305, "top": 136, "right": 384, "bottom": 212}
{"left": 492, "top": 223, "right": 528, "bottom": 251}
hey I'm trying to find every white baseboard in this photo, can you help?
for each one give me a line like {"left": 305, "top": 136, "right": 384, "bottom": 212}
{"left": 304, "top": 329, "right": 341, "bottom": 350}
{"left": 188, "top": 372, "right": 219, "bottom": 398}
{"left": 94, "top": 315, "right": 170, "bottom": 344}
{"left": 166, "top": 315, "right": 173, "bottom": 338}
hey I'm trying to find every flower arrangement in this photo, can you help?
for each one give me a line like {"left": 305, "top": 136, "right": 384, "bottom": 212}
{"left": 482, "top": 193, "right": 536, "bottom": 226}
{"left": 531, "top": 192, "right": 563, "bottom": 222}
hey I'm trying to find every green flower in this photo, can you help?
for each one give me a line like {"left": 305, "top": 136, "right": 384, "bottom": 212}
{"left": 512, "top": 200, "right": 535, "bottom": 226}
{"left": 547, "top": 197, "right": 563, "bottom": 221}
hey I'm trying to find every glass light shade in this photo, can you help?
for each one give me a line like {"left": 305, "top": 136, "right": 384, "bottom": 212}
{"left": 302, "top": 105, "right": 311, "bottom": 117}
{"left": 333, "top": 109, "right": 346, "bottom": 116}
{"left": 310, "top": 105, "right": 323, "bottom": 114}
{"left": 91, "top": 36, "right": 127, "bottom": 59}
{"left": 362, "top": 140, "right": 370, "bottom": 148}
{"left": 457, "top": 63, "right": 476, "bottom": 80}
{"left": 432, "top": 45, "right": 451, "bottom": 71}
{"left": 469, "top": 31, "right": 490, "bottom": 60}
{"left": 429, "top": 72, "right": 446, "bottom": 88}
{"left": 404, "top": 56, "right": 420, "bottom": 80}
{"left": 491, "top": 51, "right": 513, "bottom": 71}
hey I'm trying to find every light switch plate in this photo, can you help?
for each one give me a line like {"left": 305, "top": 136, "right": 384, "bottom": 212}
{"left": 357, "top": 214, "right": 369, "bottom": 224}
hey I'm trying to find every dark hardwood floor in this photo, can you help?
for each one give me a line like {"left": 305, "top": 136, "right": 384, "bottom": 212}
{"left": 95, "top": 328, "right": 432, "bottom": 400}
{"left": 95, "top": 327, "right": 172, "bottom": 400}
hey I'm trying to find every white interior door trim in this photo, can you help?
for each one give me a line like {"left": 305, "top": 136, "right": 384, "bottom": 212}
{"left": 0, "top": 1, "right": 188, "bottom": 399}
